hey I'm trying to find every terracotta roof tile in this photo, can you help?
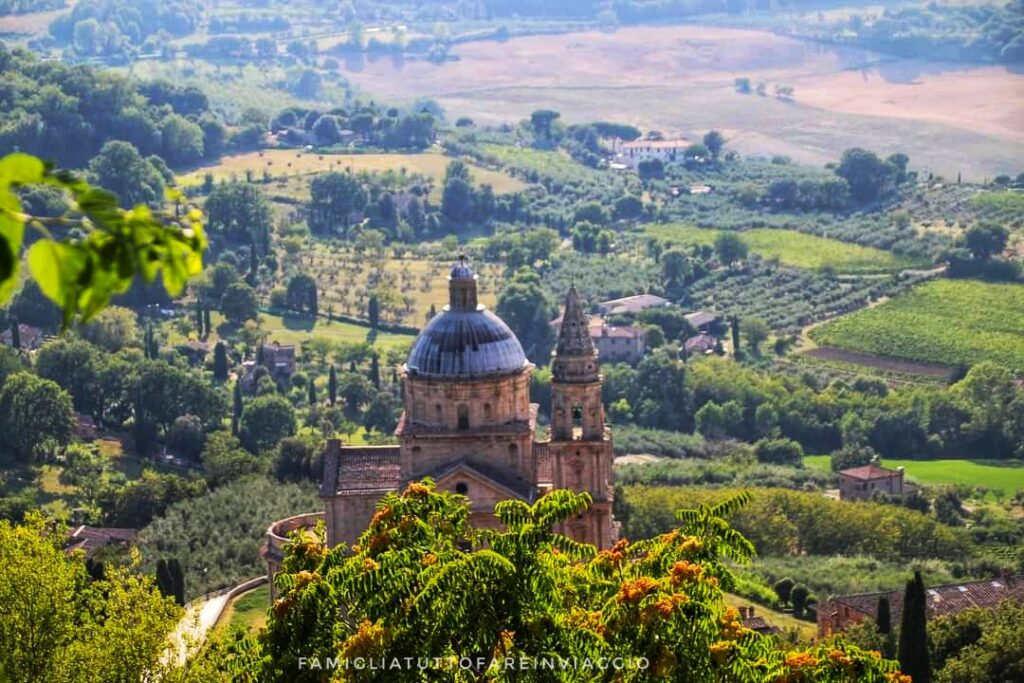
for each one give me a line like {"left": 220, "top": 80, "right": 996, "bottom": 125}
{"left": 319, "top": 441, "right": 400, "bottom": 496}
{"left": 839, "top": 463, "right": 901, "bottom": 480}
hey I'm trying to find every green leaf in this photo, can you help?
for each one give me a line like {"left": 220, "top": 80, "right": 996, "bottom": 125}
{"left": 26, "top": 239, "right": 88, "bottom": 327}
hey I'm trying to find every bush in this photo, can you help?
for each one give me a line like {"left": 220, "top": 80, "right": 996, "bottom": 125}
{"left": 754, "top": 437, "right": 803, "bottom": 465}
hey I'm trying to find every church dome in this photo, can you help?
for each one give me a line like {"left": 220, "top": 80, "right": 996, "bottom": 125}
{"left": 406, "top": 309, "right": 528, "bottom": 378}
{"left": 405, "top": 256, "right": 528, "bottom": 379}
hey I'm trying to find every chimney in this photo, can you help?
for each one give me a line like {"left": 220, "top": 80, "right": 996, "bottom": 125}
{"left": 748, "top": 606, "right": 755, "bottom": 618}
{"left": 738, "top": 606, "right": 748, "bottom": 619}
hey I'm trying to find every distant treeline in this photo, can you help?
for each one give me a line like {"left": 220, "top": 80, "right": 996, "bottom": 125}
{"left": 0, "top": 0, "right": 63, "bottom": 16}
{"left": 809, "top": 1, "right": 1024, "bottom": 65}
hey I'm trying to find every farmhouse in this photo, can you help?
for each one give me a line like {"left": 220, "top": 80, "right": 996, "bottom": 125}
{"left": 818, "top": 574, "right": 1024, "bottom": 637}
{"left": 551, "top": 316, "right": 647, "bottom": 364}
{"left": 597, "top": 293, "right": 670, "bottom": 316}
{"left": 738, "top": 606, "right": 780, "bottom": 636}
{"left": 66, "top": 525, "right": 138, "bottom": 558}
{"left": 616, "top": 138, "right": 691, "bottom": 169}
{"left": 838, "top": 461, "right": 906, "bottom": 501}
{"left": 685, "top": 332, "right": 718, "bottom": 356}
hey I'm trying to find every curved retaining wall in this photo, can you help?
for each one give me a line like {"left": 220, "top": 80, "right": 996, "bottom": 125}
{"left": 261, "top": 511, "right": 324, "bottom": 601}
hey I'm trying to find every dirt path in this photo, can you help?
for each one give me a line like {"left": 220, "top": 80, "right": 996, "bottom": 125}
{"left": 165, "top": 591, "right": 233, "bottom": 667}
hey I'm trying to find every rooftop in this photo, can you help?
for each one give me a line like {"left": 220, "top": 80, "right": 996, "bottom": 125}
{"left": 621, "top": 139, "right": 690, "bottom": 149}
{"left": 598, "top": 293, "right": 669, "bottom": 314}
{"left": 828, "top": 574, "right": 1024, "bottom": 623}
{"left": 840, "top": 463, "right": 902, "bottom": 481}
{"left": 319, "top": 442, "right": 401, "bottom": 497}
{"left": 66, "top": 526, "right": 138, "bottom": 557}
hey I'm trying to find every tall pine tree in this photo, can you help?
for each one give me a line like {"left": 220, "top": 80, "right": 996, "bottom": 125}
{"left": 898, "top": 571, "right": 931, "bottom": 683}
{"left": 308, "top": 376, "right": 317, "bottom": 406}
{"left": 9, "top": 317, "right": 20, "bottom": 350}
{"left": 203, "top": 304, "right": 212, "bottom": 335}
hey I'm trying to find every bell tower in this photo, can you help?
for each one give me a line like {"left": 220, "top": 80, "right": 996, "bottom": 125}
{"left": 548, "top": 286, "right": 615, "bottom": 547}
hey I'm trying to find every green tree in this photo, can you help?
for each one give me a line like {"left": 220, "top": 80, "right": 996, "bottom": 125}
{"left": 0, "top": 514, "right": 181, "bottom": 683}
{"left": 87, "top": 141, "right": 166, "bottom": 208}
{"left": 790, "top": 583, "right": 810, "bottom": 617}
{"left": 495, "top": 268, "right": 556, "bottom": 364}
{"left": 308, "top": 172, "right": 367, "bottom": 236}
{"left": 204, "top": 182, "right": 272, "bottom": 243}
{"left": 703, "top": 130, "right": 725, "bottom": 159}
{"left": 441, "top": 176, "right": 474, "bottom": 223}
{"left": 714, "top": 232, "right": 749, "bottom": 267}
{"left": 240, "top": 394, "right": 297, "bottom": 453}
{"left": 232, "top": 379, "right": 243, "bottom": 436}
{"left": 962, "top": 223, "right": 1009, "bottom": 261}
{"left": 160, "top": 113, "right": 205, "bottom": 166}
{"left": 328, "top": 364, "right": 338, "bottom": 405}
{"left": 220, "top": 281, "right": 259, "bottom": 325}
{"left": 529, "top": 109, "right": 560, "bottom": 141}
{"left": 286, "top": 274, "right": 318, "bottom": 316}
{"left": 898, "top": 571, "right": 931, "bottom": 683}
{"left": 79, "top": 305, "right": 139, "bottom": 352}
{"left": 836, "top": 148, "right": 899, "bottom": 204}
{"left": 0, "top": 371, "right": 74, "bottom": 462}
{"left": 743, "top": 317, "right": 770, "bottom": 353}
{"left": 213, "top": 340, "right": 229, "bottom": 381}
{"left": 167, "top": 414, "right": 205, "bottom": 461}
{"left": 773, "top": 577, "right": 795, "bottom": 605}
{"left": 202, "top": 430, "right": 260, "bottom": 488}
{"left": 337, "top": 372, "right": 373, "bottom": 419}
{"left": 363, "top": 390, "right": 399, "bottom": 435}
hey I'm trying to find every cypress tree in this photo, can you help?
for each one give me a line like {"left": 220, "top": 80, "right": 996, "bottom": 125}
{"left": 248, "top": 240, "right": 258, "bottom": 285}
{"left": 349, "top": 360, "right": 357, "bottom": 373}
{"left": 195, "top": 297, "right": 204, "bottom": 336}
{"left": 256, "top": 343, "right": 265, "bottom": 367}
{"left": 203, "top": 304, "right": 212, "bottom": 334}
{"left": 9, "top": 317, "right": 20, "bottom": 350}
{"left": 391, "top": 368, "right": 398, "bottom": 384}
{"left": 730, "top": 315, "right": 741, "bottom": 356}
{"left": 876, "top": 595, "right": 892, "bottom": 634}
{"left": 898, "top": 571, "right": 931, "bottom": 683}
{"left": 232, "top": 380, "right": 243, "bottom": 436}
{"left": 168, "top": 558, "right": 185, "bottom": 605}
{"left": 369, "top": 355, "right": 381, "bottom": 389}
{"left": 308, "top": 377, "right": 317, "bottom": 406}
{"left": 328, "top": 365, "right": 337, "bottom": 406}
{"left": 155, "top": 559, "right": 171, "bottom": 598}
{"left": 213, "top": 341, "right": 229, "bottom": 381}
{"left": 368, "top": 294, "right": 380, "bottom": 329}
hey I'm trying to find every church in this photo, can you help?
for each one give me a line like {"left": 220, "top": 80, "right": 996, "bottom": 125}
{"left": 319, "top": 257, "right": 616, "bottom": 549}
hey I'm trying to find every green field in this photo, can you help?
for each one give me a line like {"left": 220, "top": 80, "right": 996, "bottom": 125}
{"left": 809, "top": 279, "right": 1024, "bottom": 371}
{"left": 217, "top": 583, "right": 270, "bottom": 633}
{"left": 179, "top": 150, "right": 525, "bottom": 202}
{"left": 644, "top": 224, "right": 924, "bottom": 273}
{"left": 477, "top": 144, "right": 603, "bottom": 185}
{"left": 804, "top": 455, "right": 1024, "bottom": 494}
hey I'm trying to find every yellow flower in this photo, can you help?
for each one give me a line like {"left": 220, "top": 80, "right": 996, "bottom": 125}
{"left": 784, "top": 652, "right": 818, "bottom": 669}
{"left": 421, "top": 553, "right": 438, "bottom": 566}
{"left": 670, "top": 560, "right": 703, "bottom": 585}
{"left": 361, "top": 558, "right": 380, "bottom": 572}
{"left": 341, "top": 619, "right": 386, "bottom": 659}
{"left": 405, "top": 482, "right": 431, "bottom": 498}
{"left": 709, "top": 640, "right": 733, "bottom": 664}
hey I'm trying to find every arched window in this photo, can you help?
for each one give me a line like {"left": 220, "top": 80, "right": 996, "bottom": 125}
{"left": 457, "top": 404, "right": 469, "bottom": 430}
{"left": 483, "top": 403, "right": 492, "bottom": 421}
{"left": 455, "top": 481, "right": 469, "bottom": 495}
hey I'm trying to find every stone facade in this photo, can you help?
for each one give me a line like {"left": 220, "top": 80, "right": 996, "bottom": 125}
{"left": 316, "top": 258, "right": 617, "bottom": 551}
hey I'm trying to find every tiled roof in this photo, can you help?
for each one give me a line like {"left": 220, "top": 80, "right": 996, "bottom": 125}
{"left": 828, "top": 575, "right": 1024, "bottom": 623}
{"left": 840, "top": 463, "right": 901, "bottom": 480}
{"left": 742, "top": 616, "right": 780, "bottom": 635}
{"left": 685, "top": 333, "right": 717, "bottom": 353}
{"left": 66, "top": 526, "right": 138, "bottom": 556}
{"left": 319, "top": 441, "right": 400, "bottom": 497}
{"left": 621, "top": 139, "right": 690, "bottom": 149}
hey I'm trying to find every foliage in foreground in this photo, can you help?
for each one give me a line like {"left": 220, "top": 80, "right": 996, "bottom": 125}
{"left": 0, "top": 513, "right": 182, "bottom": 683}
{"left": 0, "top": 152, "right": 205, "bottom": 327}
{"left": 196, "top": 483, "right": 902, "bottom": 682}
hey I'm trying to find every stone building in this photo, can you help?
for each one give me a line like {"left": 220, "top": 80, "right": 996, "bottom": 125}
{"left": 309, "top": 257, "right": 616, "bottom": 557}
{"left": 838, "top": 461, "right": 906, "bottom": 501}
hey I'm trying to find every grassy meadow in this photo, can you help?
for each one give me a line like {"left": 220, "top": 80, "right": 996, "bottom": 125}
{"left": 809, "top": 279, "right": 1024, "bottom": 371}
{"left": 216, "top": 583, "right": 270, "bottom": 634}
{"left": 804, "top": 455, "right": 1024, "bottom": 494}
{"left": 179, "top": 150, "right": 526, "bottom": 202}
{"left": 644, "top": 224, "right": 925, "bottom": 273}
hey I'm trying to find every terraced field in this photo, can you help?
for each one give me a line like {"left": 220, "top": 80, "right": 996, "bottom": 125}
{"left": 809, "top": 279, "right": 1024, "bottom": 371}
{"left": 644, "top": 224, "right": 926, "bottom": 273}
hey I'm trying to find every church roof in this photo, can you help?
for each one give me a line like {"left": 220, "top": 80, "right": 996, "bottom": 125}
{"left": 422, "top": 458, "right": 536, "bottom": 501}
{"left": 319, "top": 442, "right": 401, "bottom": 497}
{"left": 405, "top": 257, "right": 528, "bottom": 380}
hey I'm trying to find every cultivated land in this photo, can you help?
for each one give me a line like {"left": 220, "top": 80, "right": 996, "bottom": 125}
{"left": 297, "top": 248, "right": 501, "bottom": 325}
{"left": 339, "top": 25, "right": 1024, "bottom": 179}
{"left": 805, "top": 455, "right": 1024, "bottom": 494}
{"left": 643, "top": 224, "right": 925, "bottom": 272}
{"left": 178, "top": 150, "right": 526, "bottom": 201}
{"left": 809, "top": 279, "right": 1024, "bottom": 371}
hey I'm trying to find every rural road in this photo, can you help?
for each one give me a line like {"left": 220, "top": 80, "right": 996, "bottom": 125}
{"left": 166, "top": 590, "right": 232, "bottom": 666}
